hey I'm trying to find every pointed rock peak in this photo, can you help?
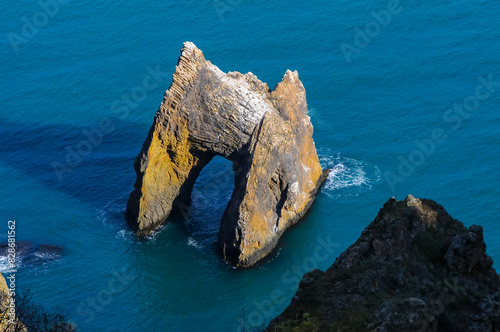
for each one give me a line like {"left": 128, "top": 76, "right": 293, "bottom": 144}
{"left": 283, "top": 69, "right": 300, "bottom": 82}
{"left": 274, "top": 69, "right": 303, "bottom": 90}
{"left": 182, "top": 41, "right": 197, "bottom": 50}
{"left": 179, "top": 41, "right": 205, "bottom": 65}
{"left": 377, "top": 196, "right": 453, "bottom": 233}
{"left": 181, "top": 41, "right": 203, "bottom": 56}
{"left": 269, "top": 69, "right": 307, "bottom": 120}
{"left": 380, "top": 195, "right": 425, "bottom": 214}
{"left": 404, "top": 194, "right": 420, "bottom": 206}
{"left": 383, "top": 196, "right": 398, "bottom": 208}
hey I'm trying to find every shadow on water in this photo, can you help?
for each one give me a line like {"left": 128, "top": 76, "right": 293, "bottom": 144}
{"left": 0, "top": 116, "right": 150, "bottom": 211}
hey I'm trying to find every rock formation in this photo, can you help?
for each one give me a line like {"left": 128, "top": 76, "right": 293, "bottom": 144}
{"left": 267, "top": 195, "right": 500, "bottom": 331}
{"left": 0, "top": 272, "right": 72, "bottom": 331}
{"left": 0, "top": 272, "right": 25, "bottom": 332}
{"left": 0, "top": 272, "right": 12, "bottom": 330}
{"left": 126, "top": 42, "right": 329, "bottom": 267}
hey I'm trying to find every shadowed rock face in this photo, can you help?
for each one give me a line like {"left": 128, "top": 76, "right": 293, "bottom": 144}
{"left": 126, "top": 42, "right": 328, "bottom": 267}
{"left": 267, "top": 195, "right": 500, "bottom": 331}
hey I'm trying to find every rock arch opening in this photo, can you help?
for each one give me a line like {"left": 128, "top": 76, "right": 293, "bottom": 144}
{"left": 186, "top": 156, "right": 234, "bottom": 245}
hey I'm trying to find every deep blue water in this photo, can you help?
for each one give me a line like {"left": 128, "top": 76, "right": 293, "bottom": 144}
{"left": 1, "top": 0, "right": 499, "bottom": 330}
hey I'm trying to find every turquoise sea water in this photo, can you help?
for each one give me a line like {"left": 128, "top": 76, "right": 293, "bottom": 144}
{"left": 1, "top": 0, "right": 500, "bottom": 330}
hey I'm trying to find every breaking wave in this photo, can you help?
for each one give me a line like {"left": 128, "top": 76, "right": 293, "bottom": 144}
{"left": 318, "top": 149, "right": 381, "bottom": 199}
{"left": 187, "top": 237, "right": 203, "bottom": 249}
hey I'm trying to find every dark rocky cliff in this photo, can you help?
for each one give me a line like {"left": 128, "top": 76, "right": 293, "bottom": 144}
{"left": 267, "top": 195, "right": 500, "bottom": 331}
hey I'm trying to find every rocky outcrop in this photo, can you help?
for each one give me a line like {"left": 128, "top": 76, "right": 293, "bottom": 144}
{"left": 0, "top": 272, "right": 11, "bottom": 330}
{"left": 267, "top": 195, "right": 500, "bottom": 331}
{"left": 0, "top": 272, "right": 24, "bottom": 332}
{"left": 126, "top": 42, "right": 328, "bottom": 267}
{"left": 0, "top": 272, "right": 71, "bottom": 332}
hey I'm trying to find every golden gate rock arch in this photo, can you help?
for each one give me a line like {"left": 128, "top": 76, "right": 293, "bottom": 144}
{"left": 126, "top": 42, "right": 329, "bottom": 267}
